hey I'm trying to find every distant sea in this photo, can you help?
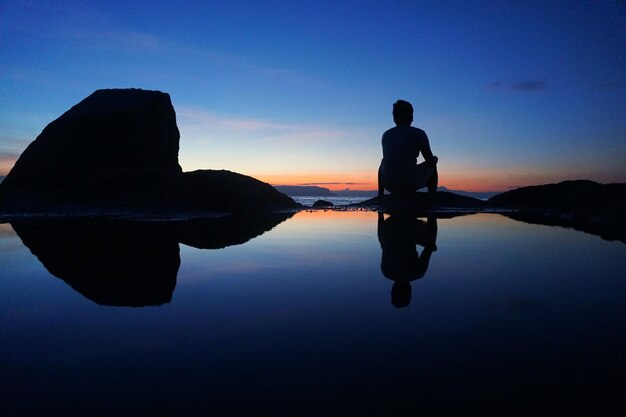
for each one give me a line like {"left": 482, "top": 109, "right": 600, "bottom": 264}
{"left": 291, "top": 195, "right": 371, "bottom": 207}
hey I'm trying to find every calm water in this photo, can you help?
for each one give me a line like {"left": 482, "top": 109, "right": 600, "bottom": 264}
{"left": 1, "top": 212, "right": 625, "bottom": 416}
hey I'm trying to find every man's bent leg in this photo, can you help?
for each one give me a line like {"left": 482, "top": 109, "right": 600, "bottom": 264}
{"left": 378, "top": 163, "right": 385, "bottom": 198}
{"left": 427, "top": 166, "right": 438, "bottom": 194}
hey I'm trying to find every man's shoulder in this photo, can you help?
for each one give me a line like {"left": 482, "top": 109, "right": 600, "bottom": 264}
{"left": 382, "top": 126, "right": 398, "bottom": 136}
{"left": 383, "top": 125, "right": 427, "bottom": 138}
{"left": 409, "top": 126, "right": 427, "bottom": 136}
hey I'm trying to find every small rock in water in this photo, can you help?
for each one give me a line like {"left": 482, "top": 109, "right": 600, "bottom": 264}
{"left": 312, "top": 199, "right": 334, "bottom": 208}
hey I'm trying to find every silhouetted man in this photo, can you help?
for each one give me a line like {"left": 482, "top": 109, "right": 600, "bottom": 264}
{"left": 378, "top": 100, "right": 438, "bottom": 198}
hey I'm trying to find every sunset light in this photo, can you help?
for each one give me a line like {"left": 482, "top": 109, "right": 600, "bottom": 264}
{"left": 1, "top": 1, "right": 624, "bottom": 193}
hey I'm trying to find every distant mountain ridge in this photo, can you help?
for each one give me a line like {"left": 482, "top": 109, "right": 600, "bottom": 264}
{"left": 274, "top": 185, "right": 497, "bottom": 200}
{"left": 437, "top": 186, "right": 498, "bottom": 200}
{"left": 274, "top": 185, "right": 336, "bottom": 196}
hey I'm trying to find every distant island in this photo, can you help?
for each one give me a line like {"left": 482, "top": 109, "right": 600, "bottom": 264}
{"left": 273, "top": 185, "right": 337, "bottom": 197}
{"left": 275, "top": 185, "right": 497, "bottom": 200}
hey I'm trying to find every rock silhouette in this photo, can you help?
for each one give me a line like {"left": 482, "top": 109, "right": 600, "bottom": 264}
{"left": 12, "top": 220, "right": 180, "bottom": 307}
{"left": 274, "top": 185, "right": 336, "bottom": 197}
{"left": 165, "top": 169, "right": 298, "bottom": 214}
{"left": 488, "top": 180, "right": 626, "bottom": 242}
{"left": 174, "top": 212, "right": 294, "bottom": 249}
{"left": 11, "top": 213, "right": 293, "bottom": 306}
{"left": 0, "top": 88, "right": 298, "bottom": 213}
{"left": 356, "top": 191, "right": 486, "bottom": 211}
{"left": 312, "top": 199, "right": 334, "bottom": 208}
{"left": 1, "top": 89, "right": 181, "bottom": 200}
{"left": 354, "top": 181, "right": 625, "bottom": 243}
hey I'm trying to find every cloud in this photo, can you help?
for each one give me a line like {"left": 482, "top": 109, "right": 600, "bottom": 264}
{"left": 486, "top": 82, "right": 505, "bottom": 91}
{"left": 98, "top": 30, "right": 164, "bottom": 51}
{"left": 178, "top": 107, "right": 291, "bottom": 132}
{"left": 513, "top": 80, "right": 546, "bottom": 92}
{"left": 594, "top": 81, "right": 620, "bottom": 91}
{"left": 486, "top": 80, "right": 547, "bottom": 92}
{"left": 298, "top": 182, "right": 369, "bottom": 186}
{"left": 177, "top": 107, "right": 362, "bottom": 145}
{"left": 65, "top": 28, "right": 166, "bottom": 53}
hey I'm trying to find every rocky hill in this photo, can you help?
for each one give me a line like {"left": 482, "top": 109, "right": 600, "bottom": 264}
{"left": 0, "top": 88, "right": 299, "bottom": 216}
{"left": 488, "top": 180, "right": 626, "bottom": 242}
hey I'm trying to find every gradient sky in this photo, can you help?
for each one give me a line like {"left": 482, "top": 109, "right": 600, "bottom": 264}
{"left": 1, "top": 0, "right": 624, "bottom": 191}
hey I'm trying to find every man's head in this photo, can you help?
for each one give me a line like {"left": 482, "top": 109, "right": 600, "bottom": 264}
{"left": 393, "top": 100, "right": 413, "bottom": 126}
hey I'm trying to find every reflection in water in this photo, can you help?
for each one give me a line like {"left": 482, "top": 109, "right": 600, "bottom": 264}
{"left": 11, "top": 213, "right": 292, "bottom": 307}
{"left": 377, "top": 212, "right": 437, "bottom": 307}
{"left": 175, "top": 213, "right": 293, "bottom": 249}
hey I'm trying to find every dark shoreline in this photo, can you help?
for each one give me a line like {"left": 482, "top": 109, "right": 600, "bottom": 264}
{"left": 1, "top": 180, "right": 625, "bottom": 244}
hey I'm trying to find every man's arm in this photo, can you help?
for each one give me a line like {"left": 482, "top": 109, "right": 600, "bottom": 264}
{"left": 418, "top": 132, "right": 438, "bottom": 164}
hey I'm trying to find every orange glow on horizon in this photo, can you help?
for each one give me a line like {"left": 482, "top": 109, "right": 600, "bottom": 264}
{"left": 255, "top": 169, "right": 614, "bottom": 193}
{"left": 255, "top": 171, "right": 516, "bottom": 192}
{"left": 253, "top": 172, "right": 378, "bottom": 192}
{"left": 0, "top": 156, "right": 17, "bottom": 177}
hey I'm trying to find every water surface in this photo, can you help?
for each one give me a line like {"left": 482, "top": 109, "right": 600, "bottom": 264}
{"left": 1, "top": 212, "right": 624, "bottom": 416}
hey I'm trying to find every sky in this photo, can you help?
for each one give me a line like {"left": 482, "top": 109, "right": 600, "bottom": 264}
{"left": 0, "top": 0, "right": 624, "bottom": 192}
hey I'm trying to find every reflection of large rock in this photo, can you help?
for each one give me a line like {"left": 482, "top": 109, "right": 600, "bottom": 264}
{"left": 12, "top": 221, "right": 180, "bottom": 307}
{"left": 11, "top": 213, "right": 292, "bottom": 306}
{"left": 0, "top": 88, "right": 298, "bottom": 213}
{"left": 174, "top": 212, "right": 294, "bottom": 249}
{"left": 1, "top": 89, "right": 182, "bottom": 201}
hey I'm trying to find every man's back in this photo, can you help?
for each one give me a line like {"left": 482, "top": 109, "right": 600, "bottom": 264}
{"left": 381, "top": 126, "right": 431, "bottom": 174}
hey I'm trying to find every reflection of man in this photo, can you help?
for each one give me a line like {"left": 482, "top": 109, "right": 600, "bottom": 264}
{"left": 377, "top": 213, "right": 437, "bottom": 308}
{"left": 378, "top": 100, "right": 438, "bottom": 198}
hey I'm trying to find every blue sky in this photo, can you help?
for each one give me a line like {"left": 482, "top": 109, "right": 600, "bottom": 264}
{"left": 1, "top": 0, "right": 624, "bottom": 191}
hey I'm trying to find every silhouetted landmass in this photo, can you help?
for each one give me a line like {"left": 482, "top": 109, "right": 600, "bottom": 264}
{"left": 11, "top": 213, "right": 292, "bottom": 306}
{"left": 488, "top": 180, "right": 626, "bottom": 242}
{"left": 355, "top": 181, "right": 626, "bottom": 243}
{"left": 312, "top": 199, "right": 334, "bottom": 208}
{"left": 1, "top": 89, "right": 181, "bottom": 200}
{"left": 0, "top": 88, "right": 299, "bottom": 215}
{"left": 356, "top": 191, "right": 487, "bottom": 212}
{"left": 437, "top": 186, "right": 498, "bottom": 200}
{"left": 164, "top": 170, "right": 298, "bottom": 214}
{"left": 274, "top": 185, "right": 336, "bottom": 196}
{"left": 334, "top": 189, "right": 378, "bottom": 198}
{"left": 304, "top": 187, "right": 498, "bottom": 200}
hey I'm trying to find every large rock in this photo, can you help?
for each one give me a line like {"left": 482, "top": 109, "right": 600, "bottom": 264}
{"left": 1, "top": 89, "right": 182, "bottom": 200}
{"left": 0, "top": 88, "right": 299, "bottom": 213}
{"left": 354, "top": 191, "right": 486, "bottom": 212}
{"left": 164, "top": 169, "right": 300, "bottom": 213}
